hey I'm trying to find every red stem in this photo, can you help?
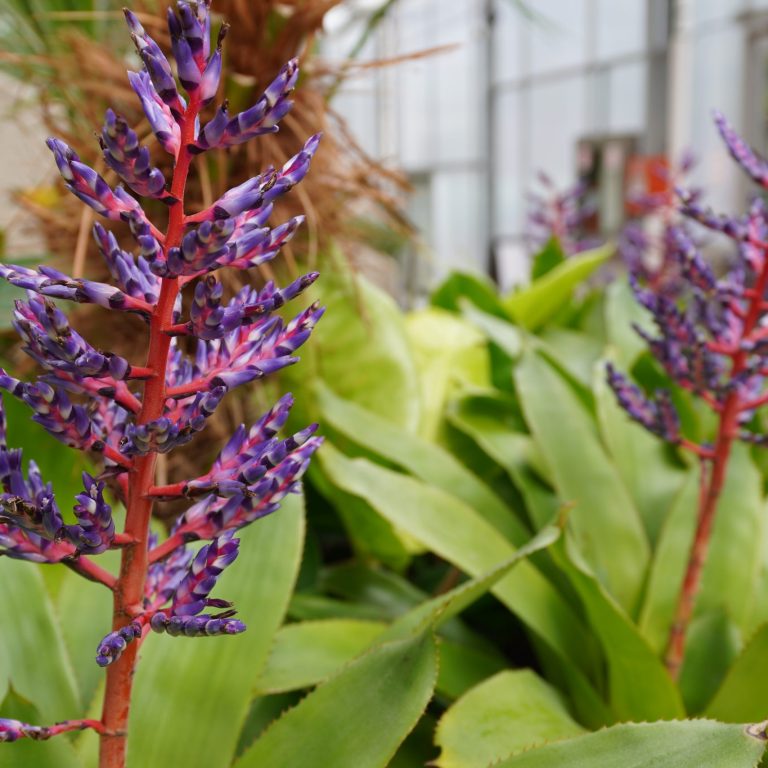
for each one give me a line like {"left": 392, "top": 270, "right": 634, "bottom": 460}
{"left": 98, "top": 96, "right": 201, "bottom": 768}
{"left": 64, "top": 557, "right": 117, "bottom": 590}
{"left": 664, "top": 247, "right": 768, "bottom": 678}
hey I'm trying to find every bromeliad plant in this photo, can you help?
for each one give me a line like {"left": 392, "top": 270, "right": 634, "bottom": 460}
{"left": 607, "top": 111, "right": 768, "bottom": 678}
{"left": 0, "top": 2, "right": 322, "bottom": 765}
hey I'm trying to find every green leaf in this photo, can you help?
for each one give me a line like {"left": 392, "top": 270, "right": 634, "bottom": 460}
{"left": 640, "top": 445, "right": 765, "bottom": 653}
{"left": 531, "top": 236, "right": 567, "bottom": 280}
{"left": 0, "top": 687, "right": 82, "bottom": 768}
{"left": 604, "top": 279, "right": 653, "bottom": 367}
{"left": 431, "top": 271, "right": 509, "bottom": 319}
{"left": 492, "top": 719, "right": 767, "bottom": 768}
{"left": 680, "top": 609, "right": 741, "bottom": 715}
{"left": 263, "top": 527, "right": 557, "bottom": 700}
{"left": 316, "top": 383, "right": 528, "bottom": 544}
{"left": 379, "top": 526, "right": 561, "bottom": 644}
{"left": 435, "top": 670, "right": 585, "bottom": 767}
{"left": 0, "top": 561, "right": 81, "bottom": 722}
{"left": 446, "top": 395, "right": 560, "bottom": 531}
{"left": 317, "top": 445, "right": 609, "bottom": 726}
{"left": 127, "top": 494, "right": 305, "bottom": 767}
{"left": 515, "top": 350, "right": 649, "bottom": 610}
{"left": 254, "top": 619, "right": 387, "bottom": 694}
{"left": 405, "top": 307, "right": 490, "bottom": 439}
{"left": 551, "top": 535, "right": 684, "bottom": 721}
{"left": 459, "top": 303, "right": 522, "bottom": 360}
{"left": 311, "top": 462, "right": 414, "bottom": 569}
{"left": 235, "top": 633, "right": 438, "bottom": 768}
{"left": 437, "top": 639, "right": 507, "bottom": 700}
{"left": 286, "top": 270, "right": 421, "bottom": 431}
{"left": 503, "top": 245, "right": 613, "bottom": 330}
{"left": 538, "top": 329, "right": 604, "bottom": 390}
{"left": 707, "top": 622, "right": 768, "bottom": 721}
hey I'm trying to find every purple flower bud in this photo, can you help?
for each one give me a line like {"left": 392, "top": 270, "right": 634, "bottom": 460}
{"left": 62, "top": 473, "right": 115, "bottom": 555}
{"left": 606, "top": 364, "right": 681, "bottom": 443}
{"left": 149, "top": 611, "right": 245, "bottom": 636}
{"left": 12, "top": 296, "right": 136, "bottom": 381}
{"left": 0, "top": 372, "right": 100, "bottom": 452}
{"left": 180, "top": 272, "right": 319, "bottom": 341}
{"left": 46, "top": 138, "right": 148, "bottom": 223}
{"left": 95, "top": 621, "right": 142, "bottom": 666}
{"left": 714, "top": 111, "right": 768, "bottom": 189}
{"left": 171, "top": 530, "right": 239, "bottom": 616}
{"left": 0, "top": 719, "right": 49, "bottom": 742}
{"left": 145, "top": 542, "right": 193, "bottom": 610}
{"left": 120, "top": 386, "right": 226, "bottom": 456}
{"left": 127, "top": 71, "right": 181, "bottom": 156}
{"left": 192, "top": 59, "right": 299, "bottom": 152}
{"left": 124, "top": 9, "right": 184, "bottom": 116}
{"left": 93, "top": 222, "right": 160, "bottom": 304}
{"left": 176, "top": 437, "right": 322, "bottom": 539}
{"left": 194, "top": 135, "right": 320, "bottom": 222}
{"left": 101, "top": 109, "right": 172, "bottom": 200}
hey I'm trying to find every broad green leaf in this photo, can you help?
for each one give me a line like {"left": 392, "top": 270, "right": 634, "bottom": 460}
{"left": 680, "top": 609, "right": 740, "bottom": 715}
{"left": 311, "top": 462, "right": 414, "bottom": 569}
{"left": 503, "top": 245, "right": 612, "bottom": 330}
{"left": 253, "top": 619, "right": 505, "bottom": 701}
{"left": 515, "top": 350, "right": 649, "bottom": 610}
{"left": 0, "top": 561, "right": 80, "bottom": 721}
{"left": 127, "top": 494, "right": 305, "bottom": 767}
{"left": 55, "top": 541, "right": 121, "bottom": 717}
{"left": 604, "top": 279, "right": 653, "bottom": 367}
{"left": 431, "top": 271, "right": 509, "bottom": 319}
{"left": 379, "top": 526, "right": 562, "bottom": 644}
{"left": 531, "top": 236, "right": 566, "bottom": 280}
{"left": 538, "top": 328, "right": 604, "bottom": 390}
{"left": 405, "top": 307, "right": 490, "bottom": 439}
{"left": 551, "top": 535, "right": 684, "bottom": 721}
{"left": 707, "top": 622, "right": 768, "bottom": 721}
{"left": 435, "top": 670, "right": 585, "bottom": 768}
{"left": 445, "top": 394, "right": 560, "bottom": 531}
{"left": 0, "top": 687, "right": 82, "bottom": 768}
{"left": 55, "top": 574, "right": 113, "bottom": 723}
{"left": 254, "top": 619, "right": 387, "bottom": 694}
{"left": 286, "top": 270, "right": 420, "bottom": 431}
{"left": 317, "top": 445, "right": 609, "bottom": 726}
{"left": 594, "top": 360, "right": 686, "bottom": 544}
{"left": 698, "top": 444, "right": 765, "bottom": 625}
{"left": 493, "top": 719, "right": 766, "bottom": 768}
{"left": 316, "top": 383, "right": 527, "bottom": 544}
{"left": 235, "top": 633, "right": 438, "bottom": 768}
{"left": 640, "top": 445, "right": 765, "bottom": 653}
{"left": 639, "top": 472, "right": 699, "bottom": 652}
{"left": 264, "top": 528, "right": 557, "bottom": 699}
{"left": 460, "top": 303, "right": 522, "bottom": 359}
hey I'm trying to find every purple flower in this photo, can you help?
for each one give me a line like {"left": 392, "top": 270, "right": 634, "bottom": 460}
{"left": 128, "top": 70, "right": 181, "bottom": 156}
{"left": 47, "top": 138, "right": 148, "bottom": 223}
{"left": 95, "top": 621, "right": 143, "bottom": 667}
{"left": 100, "top": 109, "right": 172, "bottom": 200}
{"left": 192, "top": 59, "right": 299, "bottom": 152}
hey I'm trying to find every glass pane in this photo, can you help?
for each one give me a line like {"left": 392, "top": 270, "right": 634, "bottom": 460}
{"left": 595, "top": 0, "right": 646, "bottom": 61}
{"left": 608, "top": 61, "right": 646, "bottom": 134}
{"left": 529, "top": 0, "right": 588, "bottom": 75}
{"left": 493, "top": 88, "right": 523, "bottom": 237}
{"left": 529, "top": 74, "right": 588, "bottom": 188}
